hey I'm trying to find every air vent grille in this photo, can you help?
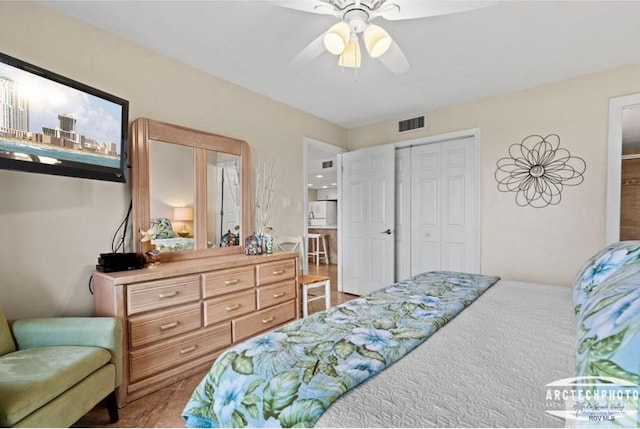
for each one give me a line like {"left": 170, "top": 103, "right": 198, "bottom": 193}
{"left": 322, "top": 160, "right": 333, "bottom": 169}
{"left": 398, "top": 115, "right": 426, "bottom": 134}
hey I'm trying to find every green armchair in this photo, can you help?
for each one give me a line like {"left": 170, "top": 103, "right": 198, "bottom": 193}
{"left": 0, "top": 307, "right": 122, "bottom": 427}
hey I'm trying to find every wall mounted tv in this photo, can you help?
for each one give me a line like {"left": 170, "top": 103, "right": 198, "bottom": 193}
{"left": 0, "top": 52, "right": 128, "bottom": 182}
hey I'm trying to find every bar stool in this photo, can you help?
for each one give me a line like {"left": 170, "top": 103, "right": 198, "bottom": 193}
{"left": 299, "top": 274, "right": 331, "bottom": 317}
{"left": 308, "top": 233, "right": 329, "bottom": 265}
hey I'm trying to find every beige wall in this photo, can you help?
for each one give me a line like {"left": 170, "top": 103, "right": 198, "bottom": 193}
{"left": 3, "top": 3, "right": 639, "bottom": 318}
{"left": 349, "top": 65, "right": 640, "bottom": 287}
{"left": 0, "top": 2, "right": 347, "bottom": 319}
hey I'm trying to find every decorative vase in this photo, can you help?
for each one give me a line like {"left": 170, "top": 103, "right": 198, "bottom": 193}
{"left": 244, "top": 234, "right": 259, "bottom": 256}
{"left": 264, "top": 234, "right": 273, "bottom": 254}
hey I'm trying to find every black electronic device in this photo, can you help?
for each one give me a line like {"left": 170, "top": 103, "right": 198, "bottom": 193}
{"left": 96, "top": 252, "right": 145, "bottom": 272}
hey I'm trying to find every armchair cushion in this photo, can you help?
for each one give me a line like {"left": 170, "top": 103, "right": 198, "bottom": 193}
{"left": 0, "top": 308, "right": 15, "bottom": 357}
{"left": 10, "top": 316, "right": 122, "bottom": 385}
{"left": 0, "top": 346, "right": 111, "bottom": 426}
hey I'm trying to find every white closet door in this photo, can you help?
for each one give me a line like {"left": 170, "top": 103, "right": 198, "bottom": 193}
{"left": 395, "top": 147, "right": 411, "bottom": 281}
{"left": 341, "top": 144, "right": 395, "bottom": 296}
{"left": 440, "top": 137, "right": 477, "bottom": 272}
{"left": 410, "top": 143, "right": 442, "bottom": 276}
{"left": 405, "top": 136, "right": 478, "bottom": 276}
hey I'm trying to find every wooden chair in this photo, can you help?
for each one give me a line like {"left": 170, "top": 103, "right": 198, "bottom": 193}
{"left": 298, "top": 274, "right": 331, "bottom": 317}
{"left": 275, "top": 236, "right": 304, "bottom": 263}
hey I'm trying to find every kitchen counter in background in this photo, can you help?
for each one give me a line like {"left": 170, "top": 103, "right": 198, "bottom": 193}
{"left": 308, "top": 227, "right": 337, "bottom": 264}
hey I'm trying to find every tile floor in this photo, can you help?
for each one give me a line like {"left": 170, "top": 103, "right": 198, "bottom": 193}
{"left": 76, "top": 263, "right": 355, "bottom": 428}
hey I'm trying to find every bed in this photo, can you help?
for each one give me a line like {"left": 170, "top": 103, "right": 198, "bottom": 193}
{"left": 182, "top": 241, "right": 640, "bottom": 428}
{"left": 315, "top": 279, "right": 574, "bottom": 428}
{"left": 153, "top": 236, "right": 195, "bottom": 252}
{"left": 149, "top": 217, "right": 196, "bottom": 252}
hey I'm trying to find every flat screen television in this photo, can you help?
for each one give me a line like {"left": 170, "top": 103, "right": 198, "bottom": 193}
{"left": 0, "top": 52, "right": 128, "bottom": 182}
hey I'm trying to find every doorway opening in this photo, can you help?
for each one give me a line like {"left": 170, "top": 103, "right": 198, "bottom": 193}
{"left": 303, "top": 137, "right": 346, "bottom": 292}
{"left": 606, "top": 94, "right": 640, "bottom": 243}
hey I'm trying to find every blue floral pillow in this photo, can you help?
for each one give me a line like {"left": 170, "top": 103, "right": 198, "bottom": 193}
{"left": 150, "top": 218, "right": 176, "bottom": 239}
{"left": 575, "top": 262, "right": 640, "bottom": 427}
{"left": 573, "top": 241, "right": 640, "bottom": 315}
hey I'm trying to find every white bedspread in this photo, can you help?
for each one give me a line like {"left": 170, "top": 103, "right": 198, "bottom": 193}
{"left": 315, "top": 280, "right": 575, "bottom": 428}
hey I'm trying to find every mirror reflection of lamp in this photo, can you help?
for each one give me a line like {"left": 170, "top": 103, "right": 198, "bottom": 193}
{"left": 173, "top": 207, "right": 193, "bottom": 237}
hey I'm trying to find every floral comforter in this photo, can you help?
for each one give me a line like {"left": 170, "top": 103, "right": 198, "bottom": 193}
{"left": 182, "top": 271, "right": 500, "bottom": 428}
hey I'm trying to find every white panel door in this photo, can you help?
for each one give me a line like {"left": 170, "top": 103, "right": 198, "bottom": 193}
{"left": 402, "top": 136, "right": 478, "bottom": 277}
{"left": 441, "top": 138, "right": 476, "bottom": 272}
{"left": 341, "top": 144, "right": 395, "bottom": 296}
{"left": 395, "top": 147, "right": 411, "bottom": 281}
{"left": 410, "top": 143, "right": 441, "bottom": 276}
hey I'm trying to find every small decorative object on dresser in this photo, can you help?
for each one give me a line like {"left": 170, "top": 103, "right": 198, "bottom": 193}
{"left": 263, "top": 226, "right": 274, "bottom": 254}
{"left": 245, "top": 233, "right": 260, "bottom": 255}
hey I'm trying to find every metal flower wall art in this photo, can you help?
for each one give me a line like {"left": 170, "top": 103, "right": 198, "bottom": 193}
{"left": 495, "top": 134, "right": 586, "bottom": 208}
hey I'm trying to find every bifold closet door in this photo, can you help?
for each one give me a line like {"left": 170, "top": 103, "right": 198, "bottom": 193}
{"left": 395, "top": 147, "right": 412, "bottom": 281}
{"left": 398, "top": 137, "right": 477, "bottom": 278}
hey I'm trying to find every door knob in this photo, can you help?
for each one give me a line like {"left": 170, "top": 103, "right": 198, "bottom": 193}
{"left": 381, "top": 229, "right": 392, "bottom": 235}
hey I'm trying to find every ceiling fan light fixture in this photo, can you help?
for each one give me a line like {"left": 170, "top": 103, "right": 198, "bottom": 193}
{"left": 364, "top": 24, "right": 392, "bottom": 58}
{"left": 338, "top": 37, "right": 361, "bottom": 68}
{"left": 323, "top": 21, "right": 350, "bottom": 55}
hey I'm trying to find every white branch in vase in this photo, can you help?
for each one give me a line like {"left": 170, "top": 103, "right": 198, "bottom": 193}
{"left": 254, "top": 158, "right": 284, "bottom": 234}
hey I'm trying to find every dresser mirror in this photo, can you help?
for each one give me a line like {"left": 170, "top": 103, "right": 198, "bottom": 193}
{"left": 131, "top": 118, "right": 251, "bottom": 261}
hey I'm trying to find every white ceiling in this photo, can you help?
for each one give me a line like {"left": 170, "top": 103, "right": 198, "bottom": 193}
{"left": 307, "top": 143, "right": 340, "bottom": 189}
{"left": 37, "top": 0, "right": 640, "bottom": 187}
{"left": 39, "top": 0, "right": 640, "bottom": 131}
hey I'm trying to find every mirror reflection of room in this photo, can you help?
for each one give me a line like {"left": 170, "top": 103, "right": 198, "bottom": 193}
{"left": 207, "top": 151, "right": 241, "bottom": 247}
{"left": 148, "top": 139, "right": 195, "bottom": 253}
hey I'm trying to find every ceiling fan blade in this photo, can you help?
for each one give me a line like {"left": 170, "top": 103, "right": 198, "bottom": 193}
{"left": 378, "top": 40, "right": 410, "bottom": 75}
{"left": 291, "top": 32, "right": 327, "bottom": 67}
{"left": 270, "top": 0, "right": 338, "bottom": 16}
{"left": 381, "top": 0, "right": 498, "bottom": 21}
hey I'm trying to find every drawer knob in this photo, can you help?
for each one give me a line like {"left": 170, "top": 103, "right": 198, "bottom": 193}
{"left": 158, "top": 291, "right": 178, "bottom": 299}
{"left": 273, "top": 292, "right": 285, "bottom": 298}
{"left": 272, "top": 269, "right": 285, "bottom": 275}
{"left": 224, "top": 279, "right": 239, "bottom": 285}
{"left": 225, "top": 304, "right": 240, "bottom": 311}
{"left": 160, "top": 321, "right": 178, "bottom": 330}
{"left": 179, "top": 345, "right": 197, "bottom": 355}
{"left": 262, "top": 316, "right": 275, "bottom": 324}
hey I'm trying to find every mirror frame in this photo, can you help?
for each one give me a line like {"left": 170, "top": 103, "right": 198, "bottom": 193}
{"left": 131, "top": 118, "right": 251, "bottom": 261}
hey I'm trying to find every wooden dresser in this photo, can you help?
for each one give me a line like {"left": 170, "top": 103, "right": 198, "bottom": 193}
{"left": 92, "top": 251, "right": 299, "bottom": 407}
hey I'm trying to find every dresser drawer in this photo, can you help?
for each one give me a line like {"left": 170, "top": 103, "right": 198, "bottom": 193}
{"left": 129, "top": 302, "right": 201, "bottom": 349}
{"left": 257, "top": 279, "right": 296, "bottom": 310}
{"left": 129, "top": 323, "right": 231, "bottom": 383}
{"left": 203, "top": 289, "right": 256, "bottom": 327}
{"left": 256, "top": 259, "right": 296, "bottom": 286}
{"left": 202, "top": 266, "right": 255, "bottom": 298}
{"left": 232, "top": 301, "right": 296, "bottom": 342}
{"left": 127, "top": 275, "right": 200, "bottom": 315}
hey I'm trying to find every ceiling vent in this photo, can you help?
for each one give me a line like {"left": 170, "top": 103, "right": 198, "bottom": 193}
{"left": 397, "top": 114, "right": 426, "bottom": 134}
{"left": 322, "top": 160, "right": 333, "bottom": 169}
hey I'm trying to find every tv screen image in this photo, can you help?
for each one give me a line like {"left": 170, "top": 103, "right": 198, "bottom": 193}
{"left": 0, "top": 52, "right": 129, "bottom": 182}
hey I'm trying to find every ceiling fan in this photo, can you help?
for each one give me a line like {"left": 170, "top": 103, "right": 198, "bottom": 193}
{"left": 274, "top": 0, "right": 496, "bottom": 75}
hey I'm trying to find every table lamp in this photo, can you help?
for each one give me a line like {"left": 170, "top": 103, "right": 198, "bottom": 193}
{"left": 173, "top": 207, "right": 193, "bottom": 237}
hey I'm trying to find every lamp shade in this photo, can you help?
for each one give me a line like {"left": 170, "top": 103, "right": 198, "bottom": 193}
{"left": 364, "top": 24, "right": 392, "bottom": 58}
{"left": 173, "top": 207, "right": 193, "bottom": 222}
{"left": 323, "top": 22, "right": 350, "bottom": 55}
{"left": 338, "top": 38, "right": 361, "bottom": 68}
